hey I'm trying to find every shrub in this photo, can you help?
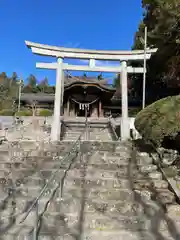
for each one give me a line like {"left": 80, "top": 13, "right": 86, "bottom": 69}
{"left": 15, "top": 110, "right": 32, "bottom": 116}
{"left": 0, "top": 109, "right": 14, "bottom": 116}
{"left": 129, "top": 107, "right": 141, "bottom": 117}
{"left": 134, "top": 95, "right": 180, "bottom": 147}
{"left": 39, "top": 109, "right": 52, "bottom": 117}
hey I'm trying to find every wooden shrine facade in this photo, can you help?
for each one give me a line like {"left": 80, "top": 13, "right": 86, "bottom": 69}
{"left": 19, "top": 76, "right": 116, "bottom": 118}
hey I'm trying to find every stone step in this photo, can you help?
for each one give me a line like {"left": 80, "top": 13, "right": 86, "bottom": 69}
{"left": 64, "top": 132, "right": 82, "bottom": 134}
{"left": 64, "top": 134, "right": 81, "bottom": 138}
{"left": 44, "top": 197, "right": 160, "bottom": 216}
{"left": 0, "top": 155, "right": 153, "bottom": 170}
{"left": 39, "top": 162, "right": 153, "bottom": 172}
{"left": 37, "top": 168, "right": 161, "bottom": 180}
{"left": 3, "top": 231, "right": 178, "bottom": 240}
{"left": 22, "top": 151, "right": 151, "bottom": 162}
{"left": 0, "top": 144, "right": 132, "bottom": 159}
{"left": 0, "top": 176, "right": 170, "bottom": 201}
{"left": 63, "top": 178, "right": 169, "bottom": 192}
{"left": 39, "top": 212, "right": 180, "bottom": 233}
{"left": 0, "top": 195, "right": 177, "bottom": 225}
{"left": 0, "top": 169, "right": 163, "bottom": 191}
{"left": 0, "top": 200, "right": 154, "bottom": 222}
{"left": 3, "top": 153, "right": 150, "bottom": 166}
{"left": 80, "top": 231, "right": 177, "bottom": 240}
{"left": 63, "top": 188, "right": 136, "bottom": 201}
{"left": 0, "top": 187, "right": 136, "bottom": 202}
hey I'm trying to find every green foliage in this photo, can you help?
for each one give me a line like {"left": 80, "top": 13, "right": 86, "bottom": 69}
{"left": 113, "top": 74, "right": 135, "bottom": 98}
{"left": 134, "top": 95, "right": 180, "bottom": 146}
{"left": 113, "top": 74, "right": 120, "bottom": 88}
{"left": 39, "top": 109, "right": 52, "bottom": 116}
{"left": 83, "top": 73, "right": 87, "bottom": 77}
{"left": 27, "top": 74, "right": 37, "bottom": 88}
{"left": 129, "top": 108, "right": 141, "bottom": 117}
{"left": 163, "top": 167, "right": 178, "bottom": 178}
{"left": 38, "top": 77, "right": 49, "bottom": 93}
{"left": 0, "top": 71, "right": 20, "bottom": 111}
{"left": 97, "top": 73, "right": 103, "bottom": 80}
{"left": 0, "top": 109, "right": 14, "bottom": 116}
{"left": 132, "top": 21, "right": 146, "bottom": 50}
{"left": 15, "top": 110, "right": 32, "bottom": 116}
{"left": 0, "top": 71, "right": 56, "bottom": 113}
{"left": 11, "top": 72, "right": 18, "bottom": 82}
{"left": 133, "top": 0, "right": 180, "bottom": 97}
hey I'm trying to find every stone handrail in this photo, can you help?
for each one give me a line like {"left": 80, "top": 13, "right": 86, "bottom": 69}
{"left": 18, "top": 123, "right": 88, "bottom": 237}
{"left": 108, "top": 117, "right": 119, "bottom": 141}
{"left": 150, "top": 145, "right": 180, "bottom": 202}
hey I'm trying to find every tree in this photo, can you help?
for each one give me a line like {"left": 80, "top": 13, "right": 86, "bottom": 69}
{"left": 27, "top": 74, "right": 37, "bottom": 88}
{"left": 0, "top": 72, "right": 7, "bottom": 80}
{"left": 97, "top": 73, "right": 103, "bottom": 80}
{"left": 11, "top": 72, "right": 18, "bottom": 82}
{"left": 113, "top": 74, "right": 120, "bottom": 88}
{"left": 0, "top": 72, "right": 20, "bottom": 110}
{"left": 24, "top": 74, "right": 38, "bottom": 93}
{"left": 133, "top": 0, "right": 180, "bottom": 99}
{"left": 9, "top": 72, "right": 19, "bottom": 95}
{"left": 135, "top": 95, "right": 180, "bottom": 152}
{"left": 38, "top": 77, "right": 49, "bottom": 93}
{"left": 113, "top": 74, "right": 133, "bottom": 95}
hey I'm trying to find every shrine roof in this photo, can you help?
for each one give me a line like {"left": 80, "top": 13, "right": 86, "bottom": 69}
{"left": 64, "top": 76, "right": 108, "bottom": 85}
{"left": 19, "top": 77, "right": 115, "bottom": 103}
{"left": 64, "top": 76, "right": 115, "bottom": 92}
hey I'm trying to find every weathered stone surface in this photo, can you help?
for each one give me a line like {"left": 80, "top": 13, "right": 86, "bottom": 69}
{"left": 155, "top": 189, "right": 175, "bottom": 204}
{"left": 148, "top": 171, "right": 162, "bottom": 180}
{"left": 139, "top": 165, "right": 157, "bottom": 173}
{"left": 166, "top": 204, "right": 180, "bottom": 218}
{"left": 0, "top": 139, "right": 178, "bottom": 239}
{"left": 152, "top": 180, "right": 169, "bottom": 189}
{"left": 134, "top": 190, "right": 152, "bottom": 201}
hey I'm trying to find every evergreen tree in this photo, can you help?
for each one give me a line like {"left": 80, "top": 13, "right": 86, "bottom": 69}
{"left": 27, "top": 74, "right": 37, "bottom": 88}
{"left": 11, "top": 72, "right": 18, "bottom": 82}
{"left": 97, "top": 73, "right": 103, "bottom": 80}
{"left": 133, "top": 0, "right": 180, "bottom": 99}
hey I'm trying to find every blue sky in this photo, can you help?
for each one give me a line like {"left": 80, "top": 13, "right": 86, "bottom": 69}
{"left": 0, "top": 0, "right": 143, "bottom": 85}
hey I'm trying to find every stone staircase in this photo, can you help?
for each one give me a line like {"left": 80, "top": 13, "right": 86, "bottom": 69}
{"left": 0, "top": 141, "right": 180, "bottom": 239}
{"left": 62, "top": 121, "right": 115, "bottom": 141}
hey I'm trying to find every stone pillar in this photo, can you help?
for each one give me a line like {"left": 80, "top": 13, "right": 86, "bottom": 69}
{"left": 61, "top": 70, "right": 65, "bottom": 116}
{"left": 70, "top": 102, "right": 75, "bottom": 117}
{"left": 51, "top": 58, "right": 63, "bottom": 141}
{"left": 120, "top": 61, "right": 130, "bottom": 140}
{"left": 101, "top": 109, "right": 104, "bottom": 117}
{"left": 91, "top": 105, "right": 98, "bottom": 118}
{"left": 99, "top": 101, "right": 103, "bottom": 117}
{"left": 67, "top": 99, "right": 70, "bottom": 116}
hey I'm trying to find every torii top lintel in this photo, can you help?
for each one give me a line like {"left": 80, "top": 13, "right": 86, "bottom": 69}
{"left": 25, "top": 41, "right": 157, "bottom": 61}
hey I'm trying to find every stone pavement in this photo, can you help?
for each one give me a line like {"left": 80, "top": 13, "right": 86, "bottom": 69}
{"left": 0, "top": 141, "right": 179, "bottom": 239}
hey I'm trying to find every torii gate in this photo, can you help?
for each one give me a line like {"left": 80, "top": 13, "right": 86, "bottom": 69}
{"left": 25, "top": 41, "right": 157, "bottom": 141}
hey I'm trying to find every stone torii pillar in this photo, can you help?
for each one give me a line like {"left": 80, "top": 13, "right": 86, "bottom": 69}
{"left": 120, "top": 61, "right": 130, "bottom": 140}
{"left": 51, "top": 58, "right": 63, "bottom": 141}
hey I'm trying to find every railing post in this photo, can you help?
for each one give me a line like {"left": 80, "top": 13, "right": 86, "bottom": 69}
{"left": 33, "top": 201, "right": 39, "bottom": 240}
{"left": 85, "top": 105, "right": 89, "bottom": 141}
